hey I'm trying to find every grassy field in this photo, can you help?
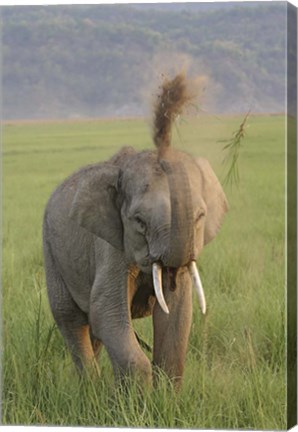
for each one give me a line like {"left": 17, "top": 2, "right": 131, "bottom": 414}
{"left": 2, "top": 114, "right": 286, "bottom": 428}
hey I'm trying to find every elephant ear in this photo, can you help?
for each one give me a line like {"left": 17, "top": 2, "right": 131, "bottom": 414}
{"left": 195, "top": 157, "right": 228, "bottom": 245}
{"left": 69, "top": 164, "right": 123, "bottom": 250}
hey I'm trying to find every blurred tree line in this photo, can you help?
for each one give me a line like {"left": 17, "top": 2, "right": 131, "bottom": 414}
{"left": 2, "top": 3, "right": 286, "bottom": 119}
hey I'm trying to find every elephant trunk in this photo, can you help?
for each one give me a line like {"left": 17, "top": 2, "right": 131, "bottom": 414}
{"left": 152, "top": 261, "right": 207, "bottom": 315}
{"left": 152, "top": 157, "right": 207, "bottom": 315}
{"left": 160, "top": 159, "right": 194, "bottom": 268}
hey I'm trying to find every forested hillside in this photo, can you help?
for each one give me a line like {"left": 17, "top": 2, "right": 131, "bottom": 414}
{"left": 3, "top": 3, "right": 286, "bottom": 119}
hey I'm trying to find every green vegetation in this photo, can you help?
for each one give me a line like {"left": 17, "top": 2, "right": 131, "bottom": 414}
{"left": 3, "top": 3, "right": 286, "bottom": 119}
{"left": 222, "top": 111, "right": 250, "bottom": 187}
{"left": 3, "top": 114, "right": 286, "bottom": 428}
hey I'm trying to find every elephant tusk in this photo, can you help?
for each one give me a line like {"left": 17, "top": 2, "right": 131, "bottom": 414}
{"left": 189, "top": 261, "right": 206, "bottom": 315}
{"left": 152, "top": 263, "right": 169, "bottom": 314}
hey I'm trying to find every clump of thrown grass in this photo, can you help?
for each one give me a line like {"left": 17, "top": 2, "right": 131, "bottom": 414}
{"left": 222, "top": 111, "right": 250, "bottom": 187}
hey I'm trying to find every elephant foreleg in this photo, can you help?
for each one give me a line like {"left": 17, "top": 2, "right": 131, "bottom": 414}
{"left": 152, "top": 268, "right": 193, "bottom": 388}
{"left": 90, "top": 264, "right": 152, "bottom": 386}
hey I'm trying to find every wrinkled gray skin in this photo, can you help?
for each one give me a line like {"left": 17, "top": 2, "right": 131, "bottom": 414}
{"left": 43, "top": 145, "right": 228, "bottom": 387}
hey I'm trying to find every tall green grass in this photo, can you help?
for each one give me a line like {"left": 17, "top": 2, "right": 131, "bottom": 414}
{"left": 2, "top": 115, "right": 286, "bottom": 428}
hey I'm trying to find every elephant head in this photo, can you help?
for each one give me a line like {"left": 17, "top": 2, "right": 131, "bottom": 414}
{"left": 69, "top": 73, "right": 228, "bottom": 318}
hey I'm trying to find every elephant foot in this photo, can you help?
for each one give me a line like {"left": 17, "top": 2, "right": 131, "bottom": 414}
{"left": 114, "top": 351, "right": 152, "bottom": 389}
{"left": 94, "top": 319, "right": 152, "bottom": 388}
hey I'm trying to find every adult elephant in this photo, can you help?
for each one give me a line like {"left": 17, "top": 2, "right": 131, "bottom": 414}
{"left": 43, "top": 73, "right": 228, "bottom": 388}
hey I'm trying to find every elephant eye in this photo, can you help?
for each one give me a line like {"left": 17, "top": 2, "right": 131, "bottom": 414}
{"left": 195, "top": 211, "right": 205, "bottom": 223}
{"left": 135, "top": 216, "right": 146, "bottom": 234}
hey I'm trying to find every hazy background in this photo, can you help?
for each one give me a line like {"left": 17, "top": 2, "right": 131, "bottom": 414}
{"left": 2, "top": 2, "right": 287, "bottom": 120}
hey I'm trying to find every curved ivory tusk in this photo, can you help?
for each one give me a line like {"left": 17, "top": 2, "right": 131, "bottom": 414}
{"left": 189, "top": 261, "right": 206, "bottom": 314}
{"left": 152, "top": 263, "right": 169, "bottom": 314}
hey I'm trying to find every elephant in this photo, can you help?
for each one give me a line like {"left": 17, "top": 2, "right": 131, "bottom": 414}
{"left": 43, "top": 73, "right": 228, "bottom": 388}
